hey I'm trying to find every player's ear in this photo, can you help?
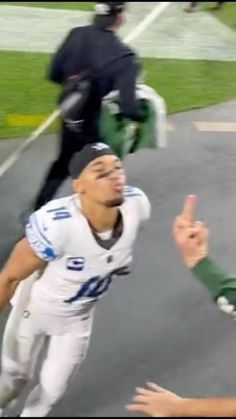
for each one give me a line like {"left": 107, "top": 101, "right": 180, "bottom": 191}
{"left": 72, "top": 179, "right": 85, "bottom": 195}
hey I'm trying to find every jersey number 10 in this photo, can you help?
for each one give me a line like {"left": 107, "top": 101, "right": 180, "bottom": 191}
{"left": 64, "top": 267, "right": 129, "bottom": 303}
{"left": 64, "top": 274, "right": 113, "bottom": 303}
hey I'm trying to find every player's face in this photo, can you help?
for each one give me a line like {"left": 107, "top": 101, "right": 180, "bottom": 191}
{"left": 76, "top": 155, "right": 126, "bottom": 207}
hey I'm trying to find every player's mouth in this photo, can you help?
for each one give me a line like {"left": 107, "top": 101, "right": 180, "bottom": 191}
{"left": 113, "top": 183, "right": 124, "bottom": 194}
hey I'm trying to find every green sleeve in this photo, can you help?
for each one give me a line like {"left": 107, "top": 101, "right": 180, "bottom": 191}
{"left": 191, "top": 257, "right": 236, "bottom": 304}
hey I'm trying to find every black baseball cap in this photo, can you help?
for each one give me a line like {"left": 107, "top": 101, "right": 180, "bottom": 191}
{"left": 93, "top": 2, "right": 127, "bottom": 29}
{"left": 69, "top": 142, "right": 116, "bottom": 179}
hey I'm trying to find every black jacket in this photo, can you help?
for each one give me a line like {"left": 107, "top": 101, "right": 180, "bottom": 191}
{"left": 49, "top": 24, "right": 141, "bottom": 128}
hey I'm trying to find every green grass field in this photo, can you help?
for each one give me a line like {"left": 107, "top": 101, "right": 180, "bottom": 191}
{"left": 1, "top": 50, "right": 236, "bottom": 139}
{"left": 3, "top": 1, "right": 236, "bottom": 26}
{"left": 204, "top": 2, "right": 236, "bottom": 31}
{"left": 0, "top": 2, "right": 236, "bottom": 139}
{"left": 2, "top": 2, "right": 94, "bottom": 11}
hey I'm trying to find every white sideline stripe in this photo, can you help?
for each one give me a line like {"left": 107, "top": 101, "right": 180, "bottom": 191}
{"left": 0, "top": 110, "right": 60, "bottom": 178}
{"left": 0, "top": 2, "right": 171, "bottom": 180}
{"left": 125, "top": 2, "right": 171, "bottom": 44}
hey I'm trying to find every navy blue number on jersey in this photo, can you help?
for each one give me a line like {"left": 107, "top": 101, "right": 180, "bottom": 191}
{"left": 64, "top": 275, "right": 112, "bottom": 303}
{"left": 47, "top": 207, "right": 72, "bottom": 221}
{"left": 64, "top": 267, "right": 129, "bottom": 303}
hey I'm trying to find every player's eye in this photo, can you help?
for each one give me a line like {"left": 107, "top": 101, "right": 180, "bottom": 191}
{"left": 115, "top": 165, "right": 123, "bottom": 171}
{"left": 94, "top": 165, "right": 124, "bottom": 179}
{"left": 94, "top": 170, "right": 107, "bottom": 179}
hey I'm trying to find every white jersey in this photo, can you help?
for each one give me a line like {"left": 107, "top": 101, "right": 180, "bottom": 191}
{"left": 19, "top": 186, "right": 150, "bottom": 320}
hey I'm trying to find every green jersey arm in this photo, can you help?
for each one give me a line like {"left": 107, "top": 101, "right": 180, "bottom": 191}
{"left": 192, "top": 257, "right": 236, "bottom": 317}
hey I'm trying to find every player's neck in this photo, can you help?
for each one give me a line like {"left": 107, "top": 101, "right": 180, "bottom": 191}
{"left": 81, "top": 201, "right": 119, "bottom": 232}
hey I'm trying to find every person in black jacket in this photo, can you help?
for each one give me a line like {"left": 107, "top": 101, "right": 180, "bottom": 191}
{"left": 33, "top": 1, "right": 143, "bottom": 211}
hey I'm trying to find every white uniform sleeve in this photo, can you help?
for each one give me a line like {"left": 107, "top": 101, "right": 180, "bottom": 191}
{"left": 25, "top": 204, "right": 68, "bottom": 262}
{"left": 124, "top": 186, "right": 151, "bottom": 223}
